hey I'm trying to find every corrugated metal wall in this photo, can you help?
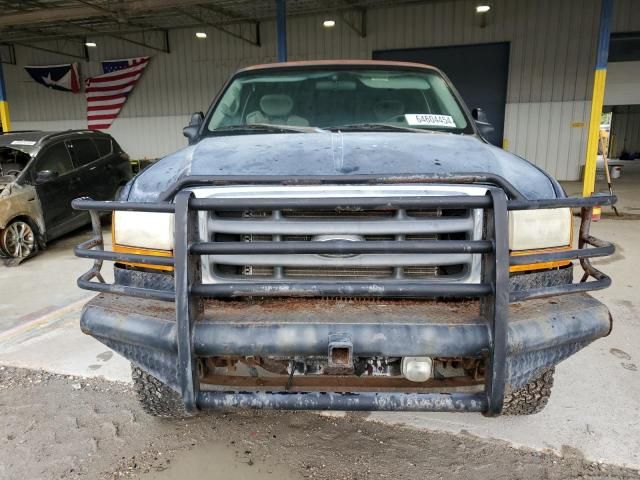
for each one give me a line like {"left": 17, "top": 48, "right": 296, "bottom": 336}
{"left": 611, "top": 105, "right": 640, "bottom": 158}
{"left": 6, "top": 0, "right": 640, "bottom": 179}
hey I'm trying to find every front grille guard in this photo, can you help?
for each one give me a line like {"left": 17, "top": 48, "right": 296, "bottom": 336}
{"left": 71, "top": 174, "right": 616, "bottom": 415}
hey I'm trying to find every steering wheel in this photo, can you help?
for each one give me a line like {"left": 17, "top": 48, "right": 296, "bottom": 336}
{"left": 4, "top": 169, "right": 21, "bottom": 177}
{"left": 383, "top": 114, "right": 407, "bottom": 123}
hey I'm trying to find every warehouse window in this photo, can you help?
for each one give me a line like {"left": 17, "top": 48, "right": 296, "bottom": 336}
{"left": 67, "top": 138, "right": 100, "bottom": 167}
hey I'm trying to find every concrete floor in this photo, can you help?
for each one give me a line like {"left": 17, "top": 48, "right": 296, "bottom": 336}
{"left": 1, "top": 166, "right": 639, "bottom": 468}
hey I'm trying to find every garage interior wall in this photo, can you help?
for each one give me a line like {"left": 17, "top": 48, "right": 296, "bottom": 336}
{"left": 4, "top": 0, "right": 640, "bottom": 180}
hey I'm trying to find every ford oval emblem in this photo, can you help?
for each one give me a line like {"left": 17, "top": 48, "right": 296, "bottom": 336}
{"left": 312, "top": 234, "right": 364, "bottom": 258}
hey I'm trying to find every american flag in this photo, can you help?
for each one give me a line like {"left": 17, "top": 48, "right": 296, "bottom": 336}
{"left": 86, "top": 57, "right": 150, "bottom": 130}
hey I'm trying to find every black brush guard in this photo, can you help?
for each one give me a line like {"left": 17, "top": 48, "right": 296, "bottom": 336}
{"left": 72, "top": 174, "right": 616, "bottom": 415}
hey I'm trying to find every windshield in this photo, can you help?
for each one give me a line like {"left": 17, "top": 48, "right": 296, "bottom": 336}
{"left": 206, "top": 68, "right": 472, "bottom": 134}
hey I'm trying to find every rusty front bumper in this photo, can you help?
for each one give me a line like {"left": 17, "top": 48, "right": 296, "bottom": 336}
{"left": 81, "top": 291, "right": 611, "bottom": 412}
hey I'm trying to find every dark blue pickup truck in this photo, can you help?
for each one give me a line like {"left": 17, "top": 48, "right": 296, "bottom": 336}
{"left": 73, "top": 60, "right": 615, "bottom": 417}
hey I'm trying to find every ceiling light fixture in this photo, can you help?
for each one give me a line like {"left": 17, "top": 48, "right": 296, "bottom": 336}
{"left": 323, "top": 19, "right": 336, "bottom": 28}
{"left": 195, "top": 32, "right": 207, "bottom": 39}
{"left": 476, "top": 5, "right": 491, "bottom": 13}
{"left": 85, "top": 41, "right": 97, "bottom": 47}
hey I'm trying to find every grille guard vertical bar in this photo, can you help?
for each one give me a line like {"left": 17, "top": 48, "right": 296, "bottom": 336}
{"left": 174, "top": 191, "right": 201, "bottom": 413}
{"left": 483, "top": 190, "right": 509, "bottom": 416}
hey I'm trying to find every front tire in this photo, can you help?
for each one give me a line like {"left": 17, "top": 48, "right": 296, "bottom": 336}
{"left": 131, "top": 364, "right": 189, "bottom": 419}
{"left": 0, "top": 219, "right": 37, "bottom": 259}
{"left": 502, "top": 368, "right": 555, "bottom": 415}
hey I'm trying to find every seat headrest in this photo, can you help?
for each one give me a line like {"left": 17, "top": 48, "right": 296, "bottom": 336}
{"left": 260, "top": 94, "right": 294, "bottom": 117}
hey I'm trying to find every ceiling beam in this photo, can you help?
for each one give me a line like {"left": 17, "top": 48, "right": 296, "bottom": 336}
{"left": 14, "top": 41, "right": 88, "bottom": 61}
{"left": 1, "top": 24, "right": 172, "bottom": 44}
{"left": 0, "top": 0, "right": 212, "bottom": 28}
{"left": 72, "top": 0, "right": 162, "bottom": 32}
{"left": 66, "top": 20, "right": 170, "bottom": 53}
{"left": 178, "top": 6, "right": 260, "bottom": 47}
{"left": 0, "top": 0, "right": 447, "bottom": 45}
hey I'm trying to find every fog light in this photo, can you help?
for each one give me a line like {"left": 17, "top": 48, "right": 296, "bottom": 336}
{"left": 401, "top": 357, "right": 433, "bottom": 382}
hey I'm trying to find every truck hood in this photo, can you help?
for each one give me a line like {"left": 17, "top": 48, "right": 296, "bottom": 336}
{"left": 126, "top": 132, "right": 560, "bottom": 201}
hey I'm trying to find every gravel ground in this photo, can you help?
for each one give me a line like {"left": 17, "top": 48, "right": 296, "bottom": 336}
{"left": 1, "top": 366, "right": 639, "bottom": 480}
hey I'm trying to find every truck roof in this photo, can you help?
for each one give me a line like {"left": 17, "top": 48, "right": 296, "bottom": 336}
{"left": 237, "top": 59, "right": 437, "bottom": 74}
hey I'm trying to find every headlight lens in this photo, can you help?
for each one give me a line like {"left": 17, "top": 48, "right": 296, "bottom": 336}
{"left": 113, "top": 211, "right": 174, "bottom": 251}
{"left": 509, "top": 208, "right": 572, "bottom": 251}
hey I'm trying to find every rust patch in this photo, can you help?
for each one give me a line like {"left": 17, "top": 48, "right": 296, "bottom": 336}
{"left": 198, "top": 373, "right": 483, "bottom": 391}
{"left": 205, "top": 297, "right": 479, "bottom": 312}
{"left": 200, "top": 297, "right": 483, "bottom": 325}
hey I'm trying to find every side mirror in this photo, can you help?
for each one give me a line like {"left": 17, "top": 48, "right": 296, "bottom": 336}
{"left": 471, "top": 108, "right": 494, "bottom": 141}
{"left": 36, "top": 170, "right": 59, "bottom": 184}
{"left": 183, "top": 111, "right": 204, "bottom": 145}
{"left": 472, "top": 107, "right": 488, "bottom": 123}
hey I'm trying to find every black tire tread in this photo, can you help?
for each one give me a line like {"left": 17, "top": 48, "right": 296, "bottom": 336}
{"left": 502, "top": 368, "right": 555, "bottom": 416}
{"left": 131, "top": 365, "right": 187, "bottom": 419}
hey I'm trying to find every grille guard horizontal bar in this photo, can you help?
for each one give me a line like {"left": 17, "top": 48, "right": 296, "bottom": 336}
{"left": 190, "top": 194, "right": 493, "bottom": 210}
{"left": 71, "top": 187, "right": 616, "bottom": 213}
{"left": 191, "top": 281, "right": 493, "bottom": 298}
{"left": 191, "top": 239, "right": 493, "bottom": 255}
{"left": 196, "top": 391, "right": 487, "bottom": 412}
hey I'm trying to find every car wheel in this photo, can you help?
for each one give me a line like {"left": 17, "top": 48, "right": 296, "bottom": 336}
{"left": 502, "top": 367, "right": 555, "bottom": 416}
{"left": 0, "top": 219, "right": 37, "bottom": 259}
{"left": 131, "top": 364, "right": 190, "bottom": 419}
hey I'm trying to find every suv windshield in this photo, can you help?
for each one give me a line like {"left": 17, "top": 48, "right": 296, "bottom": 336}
{"left": 206, "top": 68, "right": 472, "bottom": 134}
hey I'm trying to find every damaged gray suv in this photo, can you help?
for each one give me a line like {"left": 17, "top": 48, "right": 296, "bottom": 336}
{"left": 73, "top": 61, "right": 615, "bottom": 417}
{"left": 1, "top": 130, "right": 131, "bottom": 261}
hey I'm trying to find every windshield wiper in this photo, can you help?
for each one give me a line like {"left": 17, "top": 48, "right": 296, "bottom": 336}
{"left": 327, "top": 123, "right": 437, "bottom": 133}
{"left": 212, "top": 123, "right": 327, "bottom": 134}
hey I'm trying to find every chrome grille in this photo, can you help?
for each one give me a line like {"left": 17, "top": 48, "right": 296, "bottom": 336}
{"left": 195, "top": 185, "right": 486, "bottom": 285}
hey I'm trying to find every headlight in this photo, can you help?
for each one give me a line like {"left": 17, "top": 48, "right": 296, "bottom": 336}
{"left": 509, "top": 208, "right": 572, "bottom": 251}
{"left": 113, "top": 211, "right": 174, "bottom": 251}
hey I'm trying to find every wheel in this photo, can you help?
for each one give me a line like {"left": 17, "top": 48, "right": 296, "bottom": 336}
{"left": 131, "top": 364, "right": 189, "bottom": 418}
{"left": 502, "top": 368, "right": 555, "bottom": 416}
{"left": 0, "top": 219, "right": 37, "bottom": 258}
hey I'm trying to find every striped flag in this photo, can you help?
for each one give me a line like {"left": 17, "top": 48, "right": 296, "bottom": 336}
{"left": 86, "top": 57, "right": 150, "bottom": 130}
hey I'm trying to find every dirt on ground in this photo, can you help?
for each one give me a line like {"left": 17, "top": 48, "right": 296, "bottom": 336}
{"left": 0, "top": 366, "right": 638, "bottom": 480}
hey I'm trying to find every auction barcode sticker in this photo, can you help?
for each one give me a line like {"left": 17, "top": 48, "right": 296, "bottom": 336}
{"left": 405, "top": 114, "right": 457, "bottom": 128}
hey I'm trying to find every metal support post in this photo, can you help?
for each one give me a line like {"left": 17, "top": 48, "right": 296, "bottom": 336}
{"left": 0, "top": 62, "right": 11, "bottom": 132}
{"left": 583, "top": 0, "right": 613, "bottom": 197}
{"left": 276, "top": 0, "right": 287, "bottom": 62}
